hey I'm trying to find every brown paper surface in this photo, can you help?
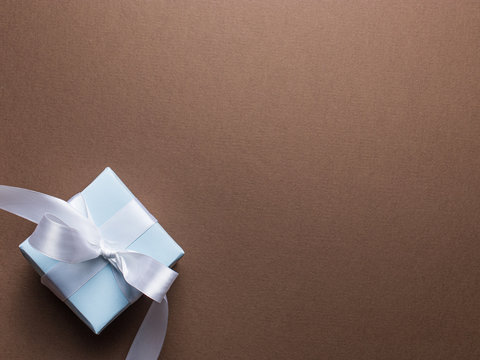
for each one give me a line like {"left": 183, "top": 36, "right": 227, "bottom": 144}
{"left": 1, "top": 1, "right": 479, "bottom": 359}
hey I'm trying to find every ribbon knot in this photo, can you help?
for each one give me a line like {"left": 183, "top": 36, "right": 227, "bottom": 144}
{"left": 99, "top": 245, "right": 117, "bottom": 261}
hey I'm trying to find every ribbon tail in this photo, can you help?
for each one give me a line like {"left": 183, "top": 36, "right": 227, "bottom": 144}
{"left": 126, "top": 297, "right": 169, "bottom": 360}
{"left": 0, "top": 185, "right": 93, "bottom": 230}
{"left": 110, "top": 265, "right": 143, "bottom": 303}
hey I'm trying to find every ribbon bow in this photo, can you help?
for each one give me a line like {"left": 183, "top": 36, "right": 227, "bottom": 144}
{"left": 0, "top": 185, "right": 178, "bottom": 359}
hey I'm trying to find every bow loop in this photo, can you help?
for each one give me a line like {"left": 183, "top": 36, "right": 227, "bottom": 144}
{"left": 29, "top": 212, "right": 101, "bottom": 263}
{"left": 113, "top": 251, "right": 178, "bottom": 303}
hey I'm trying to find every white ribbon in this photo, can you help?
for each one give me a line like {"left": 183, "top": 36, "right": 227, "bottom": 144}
{"left": 0, "top": 185, "right": 178, "bottom": 359}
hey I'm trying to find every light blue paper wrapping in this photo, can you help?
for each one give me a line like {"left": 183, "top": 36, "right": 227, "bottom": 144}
{"left": 19, "top": 168, "right": 184, "bottom": 334}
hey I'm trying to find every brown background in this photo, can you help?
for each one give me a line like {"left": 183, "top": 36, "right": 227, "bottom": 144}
{"left": 1, "top": 1, "right": 479, "bottom": 359}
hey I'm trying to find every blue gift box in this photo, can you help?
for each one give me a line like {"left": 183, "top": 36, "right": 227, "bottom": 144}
{"left": 19, "top": 168, "right": 184, "bottom": 334}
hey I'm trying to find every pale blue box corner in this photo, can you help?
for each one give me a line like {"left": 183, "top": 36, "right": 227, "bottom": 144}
{"left": 19, "top": 167, "right": 184, "bottom": 334}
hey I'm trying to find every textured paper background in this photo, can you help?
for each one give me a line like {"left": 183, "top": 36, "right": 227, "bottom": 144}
{"left": 0, "top": 1, "right": 479, "bottom": 359}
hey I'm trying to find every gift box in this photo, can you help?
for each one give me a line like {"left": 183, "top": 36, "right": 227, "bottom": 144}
{"left": 18, "top": 167, "right": 184, "bottom": 334}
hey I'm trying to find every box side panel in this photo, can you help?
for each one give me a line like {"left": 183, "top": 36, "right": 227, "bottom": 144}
{"left": 19, "top": 239, "right": 59, "bottom": 275}
{"left": 19, "top": 239, "right": 127, "bottom": 334}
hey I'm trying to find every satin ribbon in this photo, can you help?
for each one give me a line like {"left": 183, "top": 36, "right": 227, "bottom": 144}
{"left": 0, "top": 185, "right": 178, "bottom": 359}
